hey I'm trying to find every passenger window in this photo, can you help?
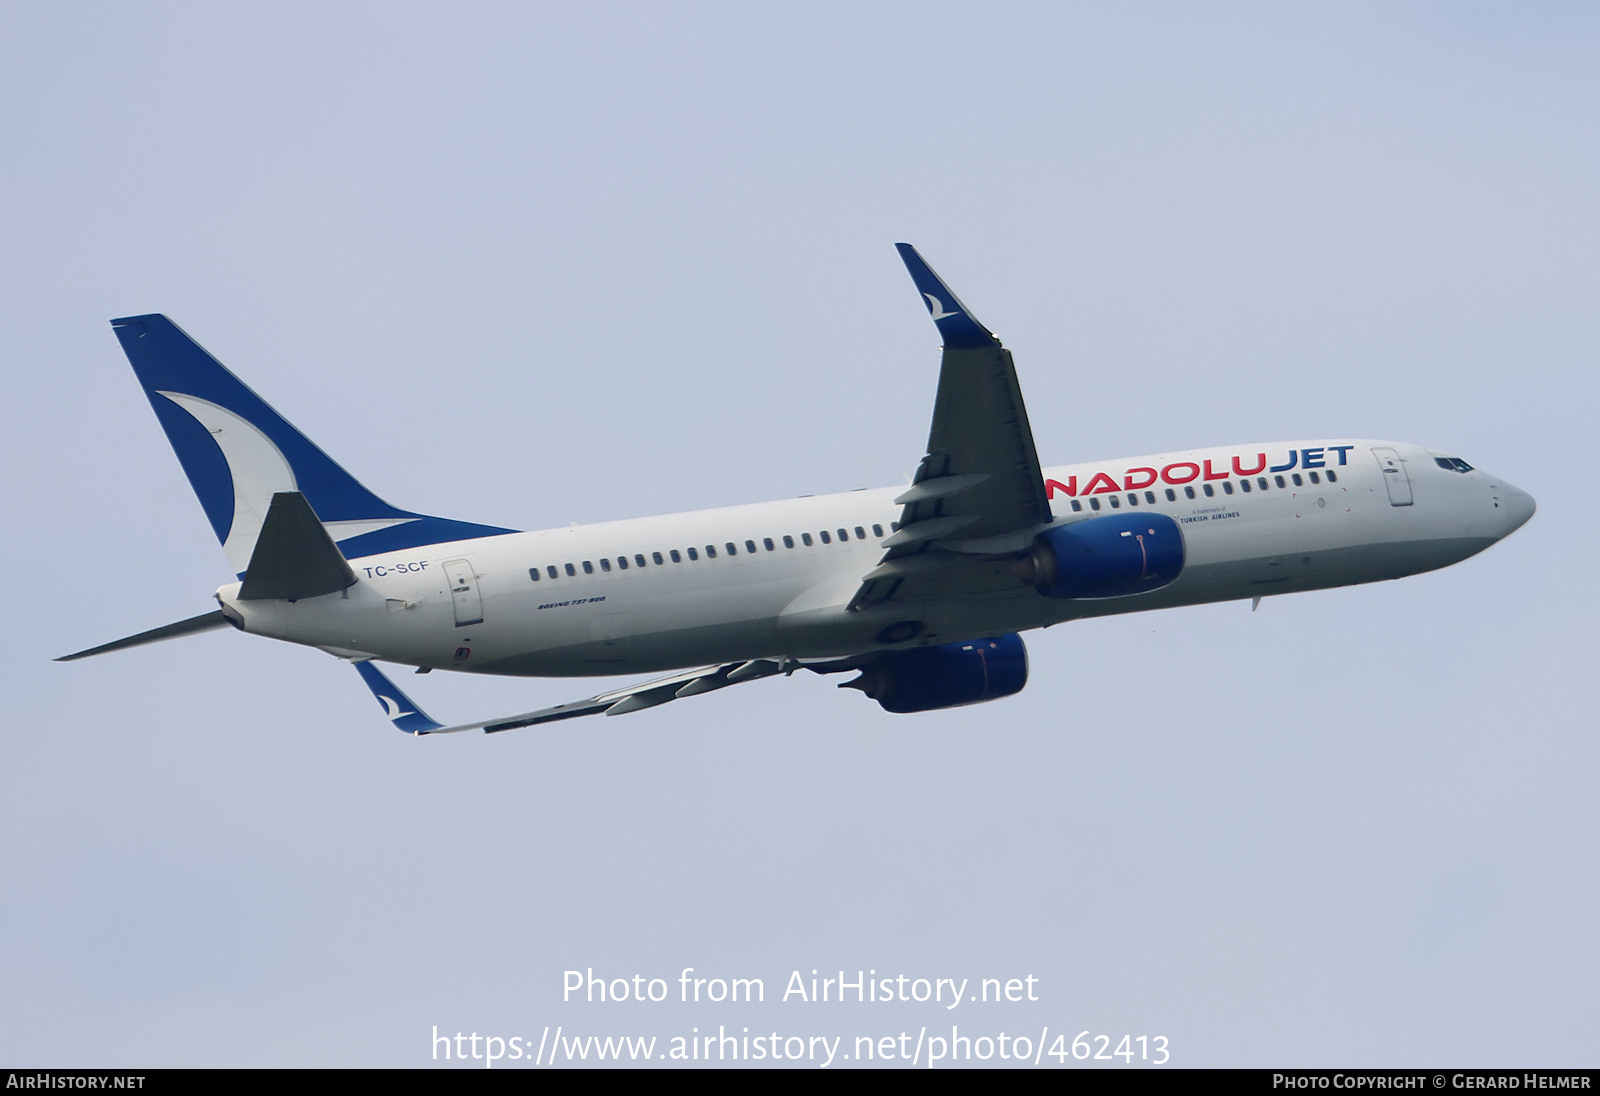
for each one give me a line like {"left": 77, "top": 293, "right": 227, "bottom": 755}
{"left": 617, "top": 556, "right": 628, "bottom": 569}
{"left": 1222, "top": 481, "right": 1234, "bottom": 495}
{"left": 1145, "top": 491, "right": 1156, "bottom": 504}
{"left": 802, "top": 533, "right": 813, "bottom": 546}
{"left": 635, "top": 554, "right": 647, "bottom": 568}
{"left": 582, "top": 561, "right": 594, "bottom": 574}
{"left": 725, "top": 542, "right": 736, "bottom": 556}
{"left": 1165, "top": 488, "right": 1176, "bottom": 502}
{"left": 547, "top": 565, "right": 559, "bottom": 579}
{"left": 784, "top": 535, "right": 795, "bottom": 549}
{"left": 528, "top": 568, "right": 540, "bottom": 581}
{"left": 564, "top": 563, "right": 576, "bottom": 576}
{"left": 820, "top": 531, "right": 831, "bottom": 544}
{"left": 1291, "top": 473, "right": 1303, "bottom": 486}
{"left": 1127, "top": 493, "right": 1139, "bottom": 506}
{"left": 1274, "top": 475, "right": 1286, "bottom": 488}
{"left": 1308, "top": 471, "right": 1320, "bottom": 484}
{"left": 1202, "top": 484, "right": 1214, "bottom": 497}
{"left": 706, "top": 545, "right": 717, "bottom": 558}
{"left": 763, "top": 538, "right": 774, "bottom": 551}
{"left": 837, "top": 528, "right": 849, "bottom": 542}
{"left": 1240, "top": 479, "right": 1252, "bottom": 493}
{"left": 872, "top": 524, "right": 884, "bottom": 537}
{"left": 652, "top": 552, "right": 664, "bottom": 565}
{"left": 1109, "top": 495, "right": 1121, "bottom": 509}
{"left": 1089, "top": 498, "right": 1101, "bottom": 511}
{"left": 687, "top": 547, "right": 699, "bottom": 561}
{"left": 890, "top": 521, "right": 900, "bottom": 532}
{"left": 599, "top": 558, "right": 611, "bottom": 572}
{"left": 1071, "top": 499, "right": 1083, "bottom": 512}
{"left": 669, "top": 549, "right": 681, "bottom": 563}
{"left": 1184, "top": 486, "right": 1196, "bottom": 499}
{"left": 1259, "top": 477, "right": 1270, "bottom": 490}
{"left": 854, "top": 526, "right": 866, "bottom": 540}
{"left": 1327, "top": 470, "right": 1338, "bottom": 483}
{"left": 746, "top": 540, "right": 757, "bottom": 553}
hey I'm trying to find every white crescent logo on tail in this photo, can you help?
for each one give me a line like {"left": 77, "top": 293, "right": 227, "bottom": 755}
{"left": 923, "top": 293, "right": 959, "bottom": 321}
{"left": 157, "top": 391, "right": 416, "bottom": 572}
{"left": 157, "top": 391, "right": 297, "bottom": 573}
{"left": 378, "top": 695, "right": 414, "bottom": 720}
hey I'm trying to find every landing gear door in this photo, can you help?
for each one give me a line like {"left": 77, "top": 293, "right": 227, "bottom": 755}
{"left": 443, "top": 559, "right": 484, "bottom": 626}
{"left": 1372, "top": 447, "right": 1413, "bottom": 507}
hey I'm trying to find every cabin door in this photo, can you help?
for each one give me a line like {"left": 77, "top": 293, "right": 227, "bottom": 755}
{"left": 1371, "top": 447, "right": 1413, "bottom": 506}
{"left": 442, "top": 559, "right": 484, "bottom": 626}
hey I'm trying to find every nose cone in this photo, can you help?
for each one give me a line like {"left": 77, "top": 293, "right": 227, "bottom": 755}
{"left": 1500, "top": 481, "right": 1536, "bottom": 536}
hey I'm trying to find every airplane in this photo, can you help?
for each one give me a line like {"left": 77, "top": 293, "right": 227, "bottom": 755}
{"left": 57, "top": 244, "right": 1536, "bottom": 733}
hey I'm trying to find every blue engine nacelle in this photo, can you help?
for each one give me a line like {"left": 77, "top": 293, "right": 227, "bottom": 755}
{"left": 843, "top": 634, "right": 1028, "bottom": 714}
{"left": 1026, "top": 512, "right": 1185, "bottom": 599}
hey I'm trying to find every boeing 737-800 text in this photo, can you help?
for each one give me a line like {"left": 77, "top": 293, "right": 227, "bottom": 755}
{"left": 58, "top": 245, "right": 1536, "bottom": 732}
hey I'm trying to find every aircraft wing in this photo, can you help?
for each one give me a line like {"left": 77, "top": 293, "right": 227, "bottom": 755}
{"left": 353, "top": 658, "right": 789, "bottom": 735}
{"left": 848, "top": 244, "right": 1052, "bottom": 611}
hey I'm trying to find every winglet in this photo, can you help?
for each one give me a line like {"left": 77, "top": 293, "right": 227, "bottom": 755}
{"left": 354, "top": 661, "right": 443, "bottom": 735}
{"left": 894, "top": 243, "right": 998, "bottom": 349}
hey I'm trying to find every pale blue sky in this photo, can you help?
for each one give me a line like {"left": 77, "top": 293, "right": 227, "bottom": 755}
{"left": 2, "top": 1, "right": 1594, "bottom": 1067}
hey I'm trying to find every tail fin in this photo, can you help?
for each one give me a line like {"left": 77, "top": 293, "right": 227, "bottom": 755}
{"left": 111, "top": 315, "right": 516, "bottom": 574}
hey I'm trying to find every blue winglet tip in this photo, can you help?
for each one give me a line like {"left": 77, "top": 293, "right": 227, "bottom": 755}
{"left": 354, "top": 661, "right": 443, "bottom": 735}
{"left": 893, "top": 243, "right": 997, "bottom": 349}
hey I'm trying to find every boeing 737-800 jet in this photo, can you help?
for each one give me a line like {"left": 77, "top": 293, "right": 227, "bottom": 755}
{"left": 58, "top": 245, "right": 1535, "bottom": 732}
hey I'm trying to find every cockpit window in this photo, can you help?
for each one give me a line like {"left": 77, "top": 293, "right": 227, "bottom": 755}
{"left": 1434, "top": 456, "right": 1475, "bottom": 473}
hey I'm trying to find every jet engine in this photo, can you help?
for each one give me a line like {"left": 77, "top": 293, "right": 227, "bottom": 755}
{"left": 1019, "top": 512, "right": 1184, "bottom": 599}
{"left": 842, "top": 634, "right": 1028, "bottom": 714}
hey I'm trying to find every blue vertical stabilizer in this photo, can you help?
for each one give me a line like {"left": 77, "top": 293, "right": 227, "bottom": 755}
{"left": 111, "top": 315, "right": 516, "bottom": 573}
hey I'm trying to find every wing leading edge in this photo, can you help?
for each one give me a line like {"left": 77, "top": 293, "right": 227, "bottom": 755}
{"left": 849, "top": 245, "right": 1052, "bottom": 611}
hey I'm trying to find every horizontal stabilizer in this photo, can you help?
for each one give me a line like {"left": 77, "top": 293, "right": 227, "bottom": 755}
{"left": 239, "top": 492, "right": 358, "bottom": 601}
{"left": 55, "top": 609, "right": 232, "bottom": 662}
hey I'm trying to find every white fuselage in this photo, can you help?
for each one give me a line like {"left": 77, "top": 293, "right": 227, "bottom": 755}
{"left": 217, "top": 439, "right": 1534, "bottom": 677}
